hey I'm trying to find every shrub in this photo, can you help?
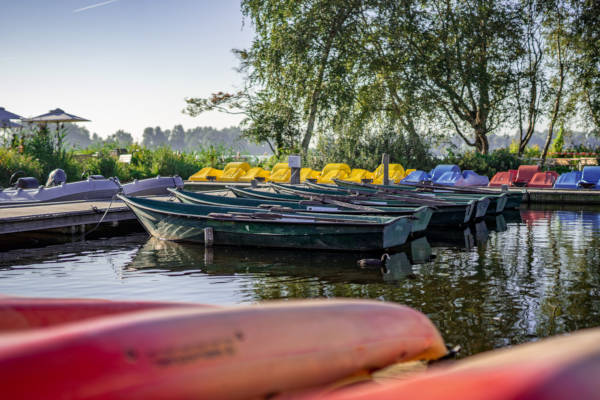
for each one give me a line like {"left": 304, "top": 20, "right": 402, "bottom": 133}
{"left": 0, "top": 149, "right": 44, "bottom": 187}
{"left": 444, "top": 148, "right": 527, "bottom": 177}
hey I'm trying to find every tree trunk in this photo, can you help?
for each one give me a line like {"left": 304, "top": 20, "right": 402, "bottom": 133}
{"left": 301, "top": 19, "right": 340, "bottom": 155}
{"left": 541, "top": 30, "right": 565, "bottom": 166}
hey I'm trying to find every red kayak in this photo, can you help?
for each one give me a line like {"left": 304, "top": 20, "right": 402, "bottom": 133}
{"left": 0, "top": 296, "right": 207, "bottom": 332}
{"left": 305, "top": 327, "right": 600, "bottom": 400}
{"left": 0, "top": 299, "right": 446, "bottom": 399}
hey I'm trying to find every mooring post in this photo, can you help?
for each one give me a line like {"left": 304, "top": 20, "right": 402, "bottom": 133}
{"left": 204, "top": 227, "right": 214, "bottom": 247}
{"left": 382, "top": 153, "right": 390, "bottom": 186}
{"left": 288, "top": 155, "right": 301, "bottom": 185}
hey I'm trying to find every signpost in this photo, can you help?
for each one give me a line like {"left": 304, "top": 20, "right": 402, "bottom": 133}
{"left": 289, "top": 155, "right": 301, "bottom": 185}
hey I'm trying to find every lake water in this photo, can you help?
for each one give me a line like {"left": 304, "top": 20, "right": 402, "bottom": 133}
{"left": 1, "top": 207, "right": 599, "bottom": 357}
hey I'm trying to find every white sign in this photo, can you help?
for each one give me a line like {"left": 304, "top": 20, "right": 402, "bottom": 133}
{"left": 288, "top": 155, "right": 301, "bottom": 168}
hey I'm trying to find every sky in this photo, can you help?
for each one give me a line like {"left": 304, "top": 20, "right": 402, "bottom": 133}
{"left": 1, "top": 0, "right": 253, "bottom": 140}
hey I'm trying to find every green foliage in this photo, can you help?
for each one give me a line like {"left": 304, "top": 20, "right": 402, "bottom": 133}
{"left": 444, "top": 148, "right": 527, "bottom": 178}
{"left": 551, "top": 126, "right": 565, "bottom": 154}
{"left": 0, "top": 149, "right": 43, "bottom": 187}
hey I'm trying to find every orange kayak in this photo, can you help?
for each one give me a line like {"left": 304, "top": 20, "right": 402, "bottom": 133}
{"left": 308, "top": 327, "right": 600, "bottom": 400}
{"left": 0, "top": 299, "right": 446, "bottom": 399}
{"left": 0, "top": 296, "right": 207, "bottom": 332}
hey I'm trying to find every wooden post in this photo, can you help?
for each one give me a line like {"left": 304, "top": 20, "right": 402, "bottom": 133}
{"left": 204, "top": 227, "right": 214, "bottom": 247}
{"left": 382, "top": 153, "right": 390, "bottom": 186}
{"left": 289, "top": 155, "right": 301, "bottom": 185}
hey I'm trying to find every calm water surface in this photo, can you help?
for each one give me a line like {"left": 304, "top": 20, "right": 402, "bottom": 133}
{"left": 1, "top": 207, "right": 599, "bottom": 357}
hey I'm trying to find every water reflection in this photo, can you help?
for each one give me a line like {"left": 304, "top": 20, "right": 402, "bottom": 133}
{"left": 0, "top": 208, "right": 599, "bottom": 358}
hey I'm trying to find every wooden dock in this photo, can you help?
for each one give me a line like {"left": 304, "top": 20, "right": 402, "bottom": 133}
{"left": 0, "top": 199, "right": 135, "bottom": 235}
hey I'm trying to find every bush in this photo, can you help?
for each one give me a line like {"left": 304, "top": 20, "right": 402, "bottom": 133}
{"left": 0, "top": 149, "right": 44, "bottom": 187}
{"left": 444, "top": 148, "right": 527, "bottom": 177}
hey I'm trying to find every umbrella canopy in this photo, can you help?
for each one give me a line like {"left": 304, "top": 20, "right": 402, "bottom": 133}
{"left": 0, "top": 107, "right": 22, "bottom": 121}
{"left": 23, "top": 108, "right": 90, "bottom": 123}
{"left": 0, "top": 120, "right": 22, "bottom": 128}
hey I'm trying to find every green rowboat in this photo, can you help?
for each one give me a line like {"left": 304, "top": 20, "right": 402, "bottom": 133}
{"left": 118, "top": 195, "right": 412, "bottom": 251}
{"left": 168, "top": 188, "right": 432, "bottom": 235}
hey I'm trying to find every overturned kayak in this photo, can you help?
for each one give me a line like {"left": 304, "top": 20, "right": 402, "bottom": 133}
{"left": 0, "top": 299, "right": 447, "bottom": 399}
{"left": 119, "top": 195, "right": 412, "bottom": 251}
{"left": 0, "top": 296, "right": 207, "bottom": 332}
{"left": 307, "top": 327, "right": 600, "bottom": 400}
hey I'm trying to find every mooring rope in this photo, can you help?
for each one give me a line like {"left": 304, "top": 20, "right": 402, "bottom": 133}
{"left": 84, "top": 193, "right": 117, "bottom": 237}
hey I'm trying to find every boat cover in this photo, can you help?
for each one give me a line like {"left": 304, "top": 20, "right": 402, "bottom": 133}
{"left": 430, "top": 165, "right": 461, "bottom": 183}
{"left": 317, "top": 163, "right": 351, "bottom": 184}
{"left": 269, "top": 163, "right": 292, "bottom": 183}
{"left": 372, "top": 164, "right": 405, "bottom": 184}
{"left": 554, "top": 171, "right": 583, "bottom": 189}
{"left": 578, "top": 166, "right": 600, "bottom": 189}
{"left": 346, "top": 169, "right": 374, "bottom": 183}
{"left": 435, "top": 171, "right": 461, "bottom": 186}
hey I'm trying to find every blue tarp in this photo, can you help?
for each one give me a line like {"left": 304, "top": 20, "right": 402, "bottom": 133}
{"left": 554, "top": 171, "right": 583, "bottom": 189}
{"left": 578, "top": 166, "right": 600, "bottom": 189}
{"left": 430, "top": 165, "right": 461, "bottom": 183}
{"left": 400, "top": 170, "right": 431, "bottom": 185}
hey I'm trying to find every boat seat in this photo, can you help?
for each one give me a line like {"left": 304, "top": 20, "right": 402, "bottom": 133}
{"left": 578, "top": 166, "right": 600, "bottom": 189}
{"left": 489, "top": 170, "right": 518, "bottom": 187}
{"left": 345, "top": 169, "right": 374, "bottom": 183}
{"left": 238, "top": 167, "right": 270, "bottom": 183}
{"left": 45, "top": 169, "right": 67, "bottom": 187}
{"left": 554, "top": 171, "right": 582, "bottom": 189}
{"left": 527, "top": 171, "right": 559, "bottom": 188}
{"left": 269, "top": 163, "right": 292, "bottom": 183}
{"left": 188, "top": 167, "right": 223, "bottom": 182}
{"left": 300, "top": 168, "right": 320, "bottom": 182}
{"left": 430, "top": 165, "right": 460, "bottom": 183}
{"left": 372, "top": 164, "right": 405, "bottom": 184}
{"left": 514, "top": 165, "right": 540, "bottom": 187}
{"left": 15, "top": 177, "right": 39, "bottom": 189}
{"left": 400, "top": 170, "right": 430, "bottom": 185}
{"left": 317, "top": 163, "right": 351, "bottom": 184}
{"left": 216, "top": 162, "right": 251, "bottom": 182}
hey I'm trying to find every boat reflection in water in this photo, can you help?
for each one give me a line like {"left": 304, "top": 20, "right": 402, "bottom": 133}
{"left": 126, "top": 236, "right": 435, "bottom": 284}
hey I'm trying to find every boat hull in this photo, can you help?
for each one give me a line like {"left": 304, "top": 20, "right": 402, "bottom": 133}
{"left": 121, "top": 196, "right": 411, "bottom": 251}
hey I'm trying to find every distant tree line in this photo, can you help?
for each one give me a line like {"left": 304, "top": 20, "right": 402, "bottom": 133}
{"left": 185, "top": 0, "right": 600, "bottom": 166}
{"left": 62, "top": 124, "right": 271, "bottom": 154}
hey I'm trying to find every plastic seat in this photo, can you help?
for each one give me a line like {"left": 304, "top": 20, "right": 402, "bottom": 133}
{"left": 216, "top": 162, "right": 251, "bottom": 182}
{"left": 514, "top": 165, "right": 540, "bottom": 187}
{"left": 554, "top": 171, "right": 582, "bottom": 189}
{"left": 435, "top": 171, "right": 461, "bottom": 186}
{"left": 188, "top": 167, "right": 223, "bottom": 182}
{"left": 400, "top": 170, "right": 431, "bottom": 185}
{"left": 372, "top": 164, "right": 405, "bottom": 184}
{"left": 317, "top": 163, "right": 351, "bottom": 184}
{"left": 345, "top": 169, "right": 374, "bottom": 183}
{"left": 489, "top": 170, "right": 518, "bottom": 187}
{"left": 578, "top": 166, "right": 600, "bottom": 189}
{"left": 430, "top": 165, "right": 461, "bottom": 183}
{"left": 527, "top": 171, "right": 559, "bottom": 188}
{"left": 268, "top": 163, "right": 292, "bottom": 183}
{"left": 238, "top": 167, "right": 270, "bottom": 182}
{"left": 455, "top": 170, "right": 490, "bottom": 187}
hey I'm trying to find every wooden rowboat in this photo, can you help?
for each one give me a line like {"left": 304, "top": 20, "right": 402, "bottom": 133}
{"left": 228, "top": 186, "right": 477, "bottom": 227}
{"left": 168, "top": 188, "right": 432, "bottom": 235}
{"left": 118, "top": 195, "right": 412, "bottom": 251}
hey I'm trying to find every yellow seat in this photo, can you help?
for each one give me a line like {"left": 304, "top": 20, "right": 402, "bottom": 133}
{"left": 372, "top": 164, "right": 405, "bottom": 184}
{"left": 188, "top": 167, "right": 223, "bottom": 182}
{"left": 238, "top": 167, "right": 270, "bottom": 182}
{"left": 216, "top": 162, "right": 251, "bottom": 182}
{"left": 345, "top": 168, "right": 374, "bottom": 183}
{"left": 268, "top": 163, "right": 292, "bottom": 183}
{"left": 300, "top": 168, "right": 320, "bottom": 182}
{"left": 317, "top": 163, "right": 351, "bottom": 184}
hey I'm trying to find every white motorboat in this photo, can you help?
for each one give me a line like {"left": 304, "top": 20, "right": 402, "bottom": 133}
{"left": 121, "top": 175, "right": 184, "bottom": 197}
